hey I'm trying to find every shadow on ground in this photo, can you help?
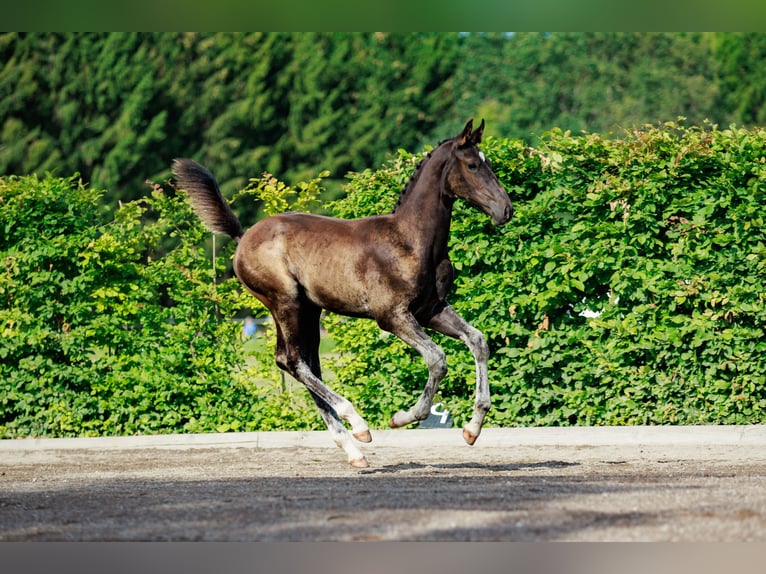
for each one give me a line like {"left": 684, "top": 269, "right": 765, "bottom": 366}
{"left": 1, "top": 461, "right": 693, "bottom": 541}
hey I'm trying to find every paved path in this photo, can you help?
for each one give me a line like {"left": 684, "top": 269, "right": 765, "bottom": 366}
{"left": 1, "top": 426, "right": 765, "bottom": 541}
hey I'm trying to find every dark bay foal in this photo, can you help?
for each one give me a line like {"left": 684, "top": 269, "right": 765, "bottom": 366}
{"left": 172, "top": 119, "right": 513, "bottom": 467}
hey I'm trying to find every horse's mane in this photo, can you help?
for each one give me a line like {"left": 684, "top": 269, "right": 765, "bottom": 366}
{"left": 392, "top": 137, "right": 453, "bottom": 214}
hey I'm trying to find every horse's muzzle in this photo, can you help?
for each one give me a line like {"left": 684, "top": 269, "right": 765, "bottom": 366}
{"left": 492, "top": 203, "right": 513, "bottom": 225}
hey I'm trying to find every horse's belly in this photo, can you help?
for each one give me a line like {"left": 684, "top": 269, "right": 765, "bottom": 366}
{"left": 300, "top": 266, "right": 374, "bottom": 318}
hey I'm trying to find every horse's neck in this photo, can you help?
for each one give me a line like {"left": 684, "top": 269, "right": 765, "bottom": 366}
{"left": 392, "top": 147, "right": 454, "bottom": 259}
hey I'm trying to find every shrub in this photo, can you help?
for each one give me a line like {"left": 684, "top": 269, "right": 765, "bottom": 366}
{"left": 327, "top": 122, "right": 766, "bottom": 427}
{"left": 0, "top": 173, "right": 319, "bottom": 437}
{"left": 2, "top": 121, "right": 764, "bottom": 437}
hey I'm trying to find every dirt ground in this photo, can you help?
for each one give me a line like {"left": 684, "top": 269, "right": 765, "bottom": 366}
{"left": 1, "top": 429, "right": 765, "bottom": 541}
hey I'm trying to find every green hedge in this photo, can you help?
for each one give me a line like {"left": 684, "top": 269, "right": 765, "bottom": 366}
{"left": 0, "top": 174, "right": 318, "bottom": 437}
{"left": 1, "top": 121, "right": 765, "bottom": 437}
{"left": 327, "top": 122, "right": 766, "bottom": 428}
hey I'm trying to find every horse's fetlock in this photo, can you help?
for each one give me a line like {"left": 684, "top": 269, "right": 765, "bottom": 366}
{"left": 476, "top": 398, "right": 491, "bottom": 415}
{"left": 415, "top": 409, "right": 430, "bottom": 421}
{"left": 335, "top": 400, "right": 353, "bottom": 420}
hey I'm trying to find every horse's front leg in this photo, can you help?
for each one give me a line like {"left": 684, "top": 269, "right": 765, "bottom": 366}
{"left": 380, "top": 311, "right": 448, "bottom": 428}
{"left": 427, "top": 303, "right": 490, "bottom": 445}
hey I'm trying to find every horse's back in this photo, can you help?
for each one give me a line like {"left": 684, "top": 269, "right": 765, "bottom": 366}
{"left": 234, "top": 212, "right": 395, "bottom": 316}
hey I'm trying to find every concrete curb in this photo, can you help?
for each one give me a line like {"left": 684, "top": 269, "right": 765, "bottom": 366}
{"left": 1, "top": 425, "right": 765, "bottom": 452}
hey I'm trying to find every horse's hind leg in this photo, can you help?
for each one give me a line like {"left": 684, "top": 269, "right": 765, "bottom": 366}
{"left": 308, "top": 391, "right": 369, "bottom": 468}
{"left": 301, "top": 306, "right": 372, "bottom": 446}
{"left": 427, "top": 303, "right": 490, "bottom": 445}
{"left": 273, "top": 302, "right": 371, "bottom": 467}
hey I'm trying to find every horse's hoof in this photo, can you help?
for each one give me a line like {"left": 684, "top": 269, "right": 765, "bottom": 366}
{"left": 462, "top": 427, "right": 479, "bottom": 446}
{"left": 349, "top": 456, "right": 369, "bottom": 468}
{"left": 353, "top": 430, "right": 372, "bottom": 443}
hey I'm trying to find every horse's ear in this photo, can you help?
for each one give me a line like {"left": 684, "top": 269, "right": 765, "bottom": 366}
{"left": 458, "top": 118, "right": 474, "bottom": 146}
{"left": 472, "top": 119, "right": 485, "bottom": 144}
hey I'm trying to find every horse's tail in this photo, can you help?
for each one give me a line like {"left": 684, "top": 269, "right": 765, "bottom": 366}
{"left": 171, "top": 158, "right": 244, "bottom": 241}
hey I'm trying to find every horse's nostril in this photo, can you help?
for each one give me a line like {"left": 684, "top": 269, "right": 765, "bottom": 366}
{"left": 504, "top": 204, "right": 513, "bottom": 221}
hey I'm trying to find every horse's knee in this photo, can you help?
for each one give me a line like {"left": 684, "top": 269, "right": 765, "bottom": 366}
{"left": 467, "top": 328, "right": 489, "bottom": 362}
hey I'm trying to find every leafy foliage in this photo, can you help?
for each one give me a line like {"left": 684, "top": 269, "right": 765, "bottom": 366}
{"left": 714, "top": 33, "right": 766, "bottom": 126}
{"left": 2, "top": 122, "right": 765, "bottom": 437}
{"left": 4, "top": 32, "right": 766, "bottom": 225}
{"left": 0, "top": 174, "right": 319, "bottom": 437}
{"left": 327, "top": 122, "right": 766, "bottom": 428}
{"left": 451, "top": 33, "right": 721, "bottom": 140}
{"left": 0, "top": 32, "right": 458, "bottom": 224}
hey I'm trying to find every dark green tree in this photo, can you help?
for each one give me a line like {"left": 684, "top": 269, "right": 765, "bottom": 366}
{"left": 0, "top": 33, "right": 459, "bottom": 220}
{"left": 451, "top": 33, "right": 721, "bottom": 140}
{"left": 714, "top": 32, "right": 766, "bottom": 126}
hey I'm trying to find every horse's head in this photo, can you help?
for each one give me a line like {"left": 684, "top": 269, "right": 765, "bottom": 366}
{"left": 446, "top": 119, "right": 513, "bottom": 225}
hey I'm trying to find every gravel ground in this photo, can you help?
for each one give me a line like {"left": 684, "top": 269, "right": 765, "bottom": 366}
{"left": 1, "top": 426, "right": 765, "bottom": 541}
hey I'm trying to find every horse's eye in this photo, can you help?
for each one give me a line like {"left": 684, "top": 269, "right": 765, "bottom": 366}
{"left": 467, "top": 162, "right": 478, "bottom": 170}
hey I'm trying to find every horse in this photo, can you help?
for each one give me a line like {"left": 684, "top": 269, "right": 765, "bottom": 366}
{"left": 172, "top": 119, "right": 513, "bottom": 467}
